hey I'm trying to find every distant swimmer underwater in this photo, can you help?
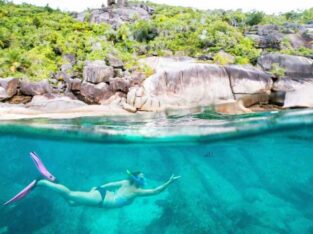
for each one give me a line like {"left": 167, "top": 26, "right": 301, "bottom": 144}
{"left": 3, "top": 152, "right": 180, "bottom": 208}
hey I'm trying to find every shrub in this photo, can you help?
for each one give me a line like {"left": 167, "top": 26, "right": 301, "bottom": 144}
{"left": 246, "top": 11, "right": 265, "bottom": 26}
{"left": 270, "top": 63, "right": 286, "bottom": 78}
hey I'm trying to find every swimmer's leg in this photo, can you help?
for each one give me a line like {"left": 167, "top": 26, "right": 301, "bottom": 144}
{"left": 37, "top": 180, "right": 101, "bottom": 206}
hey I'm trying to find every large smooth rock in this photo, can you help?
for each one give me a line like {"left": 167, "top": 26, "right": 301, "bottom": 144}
{"left": 20, "top": 80, "right": 52, "bottom": 96}
{"left": 142, "top": 63, "right": 234, "bottom": 109}
{"left": 8, "top": 95, "right": 32, "bottom": 104}
{"left": 302, "top": 28, "right": 313, "bottom": 41}
{"left": 258, "top": 53, "right": 313, "bottom": 78}
{"left": 286, "top": 34, "right": 308, "bottom": 49}
{"left": 247, "top": 33, "right": 283, "bottom": 49}
{"left": 272, "top": 77, "right": 313, "bottom": 107}
{"left": 273, "top": 78, "right": 313, "bottom": 92}
{"left": 0, "top": 87, "right": 7, "bottom": 101}
{"left": 138, "top": 56, "right": 196, "bottom": 71}
{"left": 126, "top": 86, "right": 162, "bottom": 112}
{"left": 225, "top": 66, "right": 272, "bottom": 95}
{"left": 109, "top": 78, "right": 130, "bottom": 93}
{"left": 83, "top": 60, "right": 114, "bottom": 84}
{"left": 80, "top": 82, "right": 113, "bottom": 104}
{"left": 83, "top": 4, "right": 153, "bottom": 28}
{"left": 247, "top": 23, "right": 313, "bottom": 50}
{"left": 27, "top": 95, "right": 87, "bottom": 112}
{"left": 256, "top": 24, "right": 281, "bottom": 36}
{"left": 0, "top": 77, "right": 19, "bottom": 100}
{"left": 67, "top": 78, "right": 82, "bottom": 92}
{"left": 283, "top": 86, "right": 313, "bottom": 108}
{"left": 126, "top": 57, "right": 274, "bottom": 112}
{"left": 107, "top": 55, "right": 124, "bottom": 68}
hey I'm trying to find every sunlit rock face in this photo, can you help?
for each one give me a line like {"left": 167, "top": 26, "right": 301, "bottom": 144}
{"left": 126, "top": 57, "right": 273, "bottom": 112}
{"left": 83, "top": 60, "right": 114, "bottom": 84}
{"left": 273, "top": 78, "right": 313, "bottom": 92}
{"left": 284, "top": 86, "right": 313, "bottom": 108}
{"left": 27, "top": 95, "right": 87, "bottom": 112}
{"left": 20, "top": 80, "right": 52, "bottom": 96}
{"left": 0, "top": 78, "right": 19, "bottom": 101}
{"left": 258, "top": 53, "right": 313, "bottom": 78}
{"left": 224, "top": 65, "right": 272, "bottom": 95}
{"left": 246, "top": 23, "right": 313, "bottom": 50}
{"left": 143, "top": 63, "right": 234, "bottom": 109}
{"left": 76, "top": 4, "right": 153, "bottom": 29}
{"left": 258, "top": 53, "right": 313, "bottom": 108}
{"left": 80, "top": 82, "right": 114, "bottom": 104}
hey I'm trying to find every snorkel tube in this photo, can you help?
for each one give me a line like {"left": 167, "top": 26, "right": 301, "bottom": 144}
{"left": 127, "top": 170, "right": 146, "bottom": 187}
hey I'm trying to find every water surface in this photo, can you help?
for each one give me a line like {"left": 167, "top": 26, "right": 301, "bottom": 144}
{"left": 0, "top": 109, "right": 313, "bottom": 234}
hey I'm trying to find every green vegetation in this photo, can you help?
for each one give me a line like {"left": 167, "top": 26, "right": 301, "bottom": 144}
{"left": 270, "top": 63, "right": 286, "bottom": 78}
{"left": 0, "top": 0, "right": 312, "bottom": 80}
{"left": 0, "top": 1, "right": 116, "bottom": 80}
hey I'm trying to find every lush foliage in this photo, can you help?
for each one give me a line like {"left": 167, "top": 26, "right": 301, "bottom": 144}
{"left": 0, "top": 0, "right": 312, "bottom": 80}
{"left": 270, "top": 63, "right": 286, "bottom": 78}
{"left": 0, "top": 1, "right": 116, "bottom": 80}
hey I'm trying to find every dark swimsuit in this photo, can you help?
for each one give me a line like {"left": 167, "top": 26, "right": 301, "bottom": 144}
{"left": 95, "top": 187, "right": 107, "bottom": 207}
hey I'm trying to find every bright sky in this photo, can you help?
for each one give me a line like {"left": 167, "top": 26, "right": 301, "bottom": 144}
{"left": 11, "top": 0, "right": 313, "bottom": 14}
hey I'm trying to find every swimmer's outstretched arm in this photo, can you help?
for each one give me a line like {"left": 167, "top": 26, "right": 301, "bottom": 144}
{"left": 91, "top": 180, "right": 127, "bottom": 190}
{"left": 136, "top": 175, "right": 180, "bottom": 196}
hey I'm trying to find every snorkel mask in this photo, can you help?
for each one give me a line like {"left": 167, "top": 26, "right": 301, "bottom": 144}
{"left": 127, "top": 170, "right": 146, "bottom": 187}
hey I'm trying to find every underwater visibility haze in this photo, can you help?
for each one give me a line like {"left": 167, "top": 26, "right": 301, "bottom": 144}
{"left": 1, "top": 109, "right": 313, "bottom": 234}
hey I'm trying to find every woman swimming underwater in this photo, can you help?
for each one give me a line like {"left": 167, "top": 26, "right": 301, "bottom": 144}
{"left": 3, "top": 152, "right": 181, "bottom": 208}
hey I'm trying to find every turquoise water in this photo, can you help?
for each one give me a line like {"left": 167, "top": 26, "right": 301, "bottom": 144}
{"left": 1, "top": 109, "right": 313, "bottom": 234}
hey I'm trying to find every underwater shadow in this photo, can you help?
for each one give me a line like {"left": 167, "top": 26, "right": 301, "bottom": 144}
{"left": 0, "top": 195, "right": 54, "bottom": 234}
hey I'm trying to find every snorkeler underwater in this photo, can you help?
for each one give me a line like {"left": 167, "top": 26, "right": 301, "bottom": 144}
{"left": 3, "top": 152, "right": 181, "bottom": 208}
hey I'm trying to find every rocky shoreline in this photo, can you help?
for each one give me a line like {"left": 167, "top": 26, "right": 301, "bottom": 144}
{"left": 0, "top": 52, "right": 313, "bottom": 119}
{"left": 1, "top": 2, "right": 313, "bottom": 119}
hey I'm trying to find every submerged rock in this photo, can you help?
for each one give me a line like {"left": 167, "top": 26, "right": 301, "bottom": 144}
{"left": 241, "top": 187, "right": 311, "bottom": 233}
{"left": 214, "top": 100, "right": 252, "bottom": 114}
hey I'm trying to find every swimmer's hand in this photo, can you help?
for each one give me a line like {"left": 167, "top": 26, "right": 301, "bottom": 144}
{"left": 169, "top": 174, "right": 181, "bottom": 183}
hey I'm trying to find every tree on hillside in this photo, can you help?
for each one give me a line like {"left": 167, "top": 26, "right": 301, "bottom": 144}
{"left": 107, "top": 0, "right": 127, "bottom": 7}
